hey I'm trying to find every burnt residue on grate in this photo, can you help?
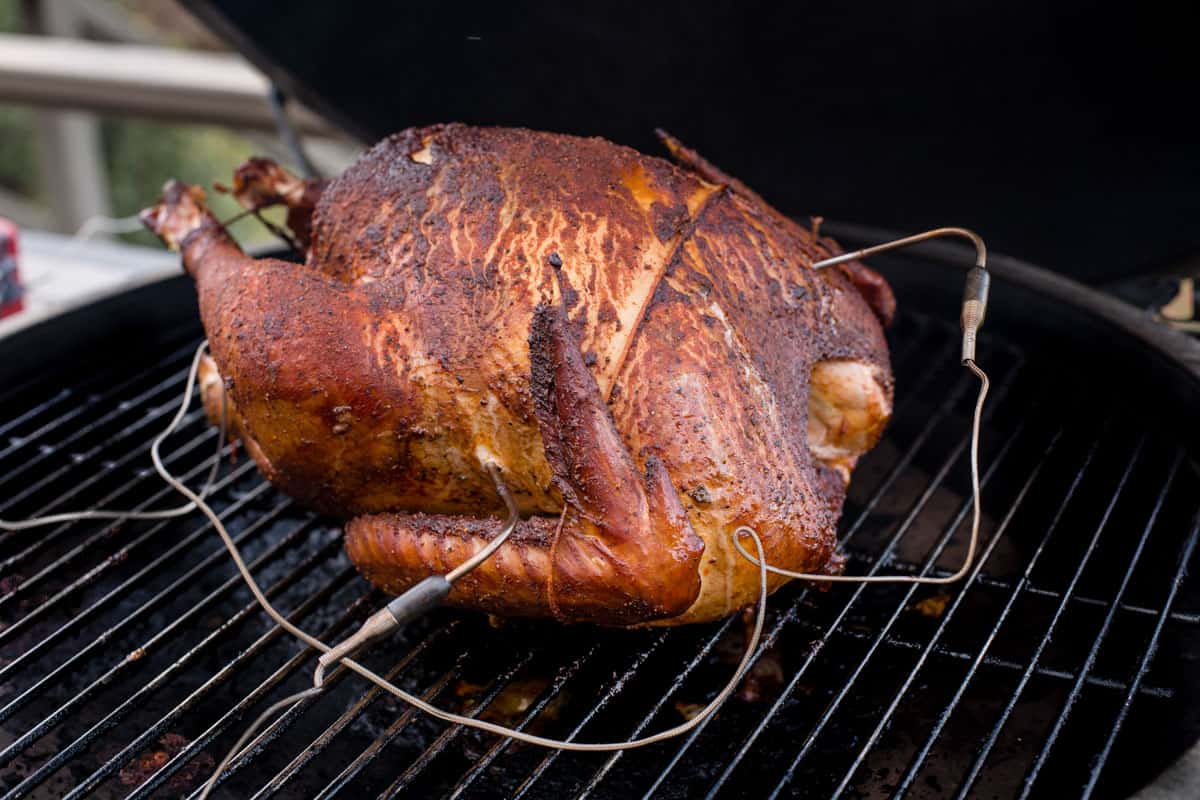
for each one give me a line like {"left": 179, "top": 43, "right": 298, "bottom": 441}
{"left": 1, "top": 311, "right": 1199, "bottom": 799}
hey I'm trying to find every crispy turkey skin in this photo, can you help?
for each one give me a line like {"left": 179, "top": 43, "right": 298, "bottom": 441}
{"left": 142, "top": 124, "right": 894, "bottom": 626}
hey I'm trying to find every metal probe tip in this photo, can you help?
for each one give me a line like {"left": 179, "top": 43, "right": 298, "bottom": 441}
{"left": 315, "top": 606, "right": 398, "bottom": 684}
{"left": 808, "top": 226, "right": 990, "bottom": 364}
{"left": 961, "top": 265, "right": 990, "bottom": 363}
{"left": 315, "top": 575, "right": 452, "bottom": 684}
{"left": 314, "top": 464, "right": 515, "bottom": 685}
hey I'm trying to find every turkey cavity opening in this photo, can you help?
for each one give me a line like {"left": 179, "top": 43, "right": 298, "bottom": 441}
{"left": 807, "top": 359, "right": 891, "bottom": 482}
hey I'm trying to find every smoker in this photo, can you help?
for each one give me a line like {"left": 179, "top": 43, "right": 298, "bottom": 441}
{"left": 1, "top": 2, "right": 1199, "bottom": 797}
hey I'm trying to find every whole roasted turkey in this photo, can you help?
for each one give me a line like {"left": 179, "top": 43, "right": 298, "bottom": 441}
{"left": 141, "top": 124, "right": 895, "bottom": 626}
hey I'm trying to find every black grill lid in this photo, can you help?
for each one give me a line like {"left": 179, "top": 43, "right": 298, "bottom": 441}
{"left": 181, "top": 0, "right": 1199, "bottom": 285}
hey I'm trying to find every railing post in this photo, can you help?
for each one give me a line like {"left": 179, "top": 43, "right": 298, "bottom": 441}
{"left": 22, "top": 0, "right": 113, "bottom": 234}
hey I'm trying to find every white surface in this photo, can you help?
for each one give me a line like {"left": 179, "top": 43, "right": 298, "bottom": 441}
{"left": 0, "top": 229, "right": 178, "bottom": 338}
{"left": 0, "top": 33, "right": 335, "bottom": 135}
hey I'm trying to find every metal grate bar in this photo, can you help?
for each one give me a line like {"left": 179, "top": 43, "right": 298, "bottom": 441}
{"left": 1082, "top": 510, "right": 1200, "bottom": 797}
{"left": 0, "top": 363, "right": 198, "bottom": 507}
{"left": 443, "top": 644, "right": 602, "bottom": 800}
{"left": 0, "top": 458, "right": 262, "bottom": 660}
{"left": 239, "top": 643, "right": 465, "bottom": 799}
{"left": 63, "top": 558, "right": 355, "bottom": 800}
{"left": 0, "top": 490, "right": 294, "bottom": 725}
{"left": 0, "top": 345, "right": 194, "bottom": 462}
{"left": 0, "top": 338, "right": 197, "bottom": 459}
{"left": 0, "top": 408, "right": 210, "bottom": 575}
{"left": 729, "top": 377, "right": 1027, "bottom": 800}
{"left": 875, "top": 561, "right": 1200, "bottom": 626}
{"left": 1021, "top": 584, "right": 1200, "bottom": 625}
{"left": 309, "top": 663, "right": 466, "bottom": 797}
{"left": 249, "top": 624, "right": 470, "bottom": 798}
{"left": 821, "top": 621, "right": 1175, "bottom": 699}
{"left": 335, "top": 650, "right": 536, "bottom": 800}
{"left": 0, "top": 423, "right": 225, "bottom": 613}
{"left": 577, "top": 617, "right": 740, "bottom": 799}
{"left": 507, "top": 631, "right": 672, "bottom": 799}
{"left": 131, "top": 588, "right": 385, "bottom": 800}
{"left": 0, "top": 406, "right": 214, "bottom": 585}
{"left": 208, "top": 623, "right": 456, "bottom": 800}
{"left": 643, "top": 357, "right": 1022, "bottom": 799}
{"left": 820, "top": 427, "right": 1068, "bottom": 799}
{"left": 0, "top": 392, "right": 200, "bottom": 525}
{"left": 0, "top": 387, "right": 71, "bottom": 440}
{"left": 0, "top": 531, "right": 344, "bottom": 798}
{"left": 953, "top": 434, "right": 1151, "bottom": 799}
{"left": 1018, "top": 448, "right": 1186, "bottom": 798}
{"left": 886, "top": 420, "right": 1131, "bottom": 794}
{"left": 65, "top": 560, "right": 360, "bottom": 800}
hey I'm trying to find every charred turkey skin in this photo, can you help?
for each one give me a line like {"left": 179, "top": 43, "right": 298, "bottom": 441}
{"left": 142, "top": 124, "right": 894, "bottom": 626}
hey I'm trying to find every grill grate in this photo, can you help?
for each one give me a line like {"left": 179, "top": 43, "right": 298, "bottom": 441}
{"left": 1, "top": 312, "right": 1198, "bottom": 799}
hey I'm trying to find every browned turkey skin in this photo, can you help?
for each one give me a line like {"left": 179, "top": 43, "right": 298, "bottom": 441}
{"left": 142, "top": 125, "right": 894, "bottom": 626}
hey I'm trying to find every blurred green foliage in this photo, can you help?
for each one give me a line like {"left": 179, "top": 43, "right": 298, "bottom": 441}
{"left": 0, "top": 0, "right": 39, "bottom": 201}
{"left": 0, "top": 105, "right": 40, "bottom": 202}
{"left": 0, "top": 0, "right": 283, "bottom": 247}
{"left": 100, "top": 119, "right": 279, "bottom": 247}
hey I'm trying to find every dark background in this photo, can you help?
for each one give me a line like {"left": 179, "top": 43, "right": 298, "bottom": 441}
{"left": 188, "top": 0, "right": 1196, "bottom": 285}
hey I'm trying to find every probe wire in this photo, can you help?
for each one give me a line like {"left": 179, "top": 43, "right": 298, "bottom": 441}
{"left": 0, "top": 341, "right": 225, "bottom": 531}
{"left": 732, "top": 360, "right": 989, "bottom": 584}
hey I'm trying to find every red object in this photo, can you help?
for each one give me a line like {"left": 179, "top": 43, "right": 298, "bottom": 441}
{"left": 0, "top": 218, "right": 22, "bottom": 319}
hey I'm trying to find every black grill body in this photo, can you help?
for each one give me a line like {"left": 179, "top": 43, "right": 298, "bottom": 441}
{"left": 1, "top": 226, "right": 1199, "bottom": 799}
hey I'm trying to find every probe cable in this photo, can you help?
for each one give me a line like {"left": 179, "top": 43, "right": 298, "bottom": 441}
{"left": 0, "top": 341, "right": 225, "bottom": 531}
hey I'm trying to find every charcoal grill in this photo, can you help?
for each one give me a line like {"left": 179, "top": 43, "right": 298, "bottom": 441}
{"left": 1, "top": 222, "right": 1199, "bottom": 799}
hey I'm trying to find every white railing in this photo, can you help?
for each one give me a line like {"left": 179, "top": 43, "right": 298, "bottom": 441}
{"left": 0, "top": 33, "right": 335, "bottom": 136}
{"left": 0, "top": 2, "right": 351, "bottom": 235}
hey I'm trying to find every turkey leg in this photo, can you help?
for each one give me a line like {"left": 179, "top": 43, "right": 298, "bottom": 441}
{"left": 141, "top": 180, "right": 381, "bottom": 510}
{"left": 223, "top": 158, "right": 326, "bottom": 252}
